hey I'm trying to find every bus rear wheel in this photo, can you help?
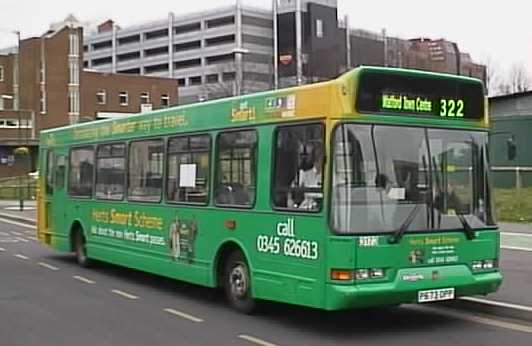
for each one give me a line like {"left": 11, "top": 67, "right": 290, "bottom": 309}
{"left": 224, "top": 251, "right": 256, "bottom": 314}
{"left": 74, "top": 230, "right": 91, "bottom": 268}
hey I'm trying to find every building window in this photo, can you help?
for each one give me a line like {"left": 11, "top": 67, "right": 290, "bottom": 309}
{"left": 96, "top": 89, "right": 106, "bottom": 105}
{"left": 222, "top": 72, "right": 236, "bottom": 81}
{"left": 0, "top": 119, "right": 32, "bottom": 128}
{"left": 215, "top": 130, "right": 257, "bottom": 207}
{"left": 69, "top": 33, "right": 79, "bottom": 56}
{"left": 161, "top": 94, "right": 170, "bottom": 107}
{"left": 68, "top": 90, "right": 79, "bottom": 114}
{"left": 40, "top": 85, "right": 47, "bottom": 114}
{"left": 140, "top": 92, "right": 151, "bottom": 105}
{"left": 190, "top": 76, "right": 202, "bottom": 86}
{"left": 206, "top": 74, "right": 219, "bottom": 84}
{"left": 68, "top": 147, "right": 94, "bottom": 198}
{"left": 316, "top": 19, "right": 323, "bottom": 38}
{"left": 167, "top": 134, "right": 211, "bottom": 204}
{"left": 96, "top": 143, "right": 126, "bottom": 200}
{"left": 128, "top": 139, "right": 164, "bottom": 202}
{"left": 0, "top": 65, "right": 4, "bottom": 81}
{"left": 272, "top": 123, "right": 324, "bottom": 211}
{"left": 119, "top": 91, "right": 128, "bottom": 106}
{"left": 40, "top": 62, "right": 45, "bottom": 84}
{"left": 0, "top": 97, "right": 3, "bottom": 111}
{"left": 177, "top": 78, "right": 186, "bottom": 87}
{"left": 69, "top": 61, "right": 79, "bottom": 85}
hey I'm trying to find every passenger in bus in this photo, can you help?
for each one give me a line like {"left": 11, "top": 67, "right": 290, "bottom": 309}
{"left": 288, "top": 144, "right": 323, "bottom": 210}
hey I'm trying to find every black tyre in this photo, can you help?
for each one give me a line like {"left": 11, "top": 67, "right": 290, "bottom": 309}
{"left": 224, "top": 251, "right": 256, "bottom": 314}
{"left": 74, "top": 230, "right": 91, "bottom": 268}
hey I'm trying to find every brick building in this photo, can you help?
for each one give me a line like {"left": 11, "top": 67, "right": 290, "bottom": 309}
{"left": 0, "top": 20, "right": 178, "bottom": 178}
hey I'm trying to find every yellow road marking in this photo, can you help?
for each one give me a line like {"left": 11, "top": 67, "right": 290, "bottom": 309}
{"left": 237, "top": 334, "right": 279, "bottom": 346}
{"left": 111, "top": 289, "right": 139, "bottom": 300}
{"left": 14, "top": 254, "right": 29, "bottom": 260}
{"left": 73, "top": 275, "right": 95, "bottom": 284}
{"left": 163, "top": 308, "right": 204, "bottom": 322}
{"left": 38, "top": 262, "right": 59, "bottom": 271}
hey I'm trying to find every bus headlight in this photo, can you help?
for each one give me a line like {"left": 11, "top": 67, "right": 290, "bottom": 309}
{"left": 483, "top": 259, "right": 495, "bottom": 269}
{"left": 355, "top": 269, "right": 369, "bottom": 280}
{"left": 370, "top": 268, "right": 385, "bottom": 278}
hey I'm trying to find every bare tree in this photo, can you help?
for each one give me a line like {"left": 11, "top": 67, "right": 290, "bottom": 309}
{"left": 480, "top": 56, "right": 500, "bottom": 96}
{"left": 508, "top": 63, "right": 531, "bottom": 93}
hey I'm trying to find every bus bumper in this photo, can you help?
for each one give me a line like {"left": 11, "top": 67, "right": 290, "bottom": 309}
{"left": 325, "top": 265, "right": 502, "bottom": 310}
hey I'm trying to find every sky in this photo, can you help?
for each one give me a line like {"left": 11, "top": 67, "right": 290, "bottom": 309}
{"left": 1, "top": 0, "right": 531, "bottom": 80}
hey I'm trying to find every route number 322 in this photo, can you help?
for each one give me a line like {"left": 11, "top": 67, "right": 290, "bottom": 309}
{"left": 440, "top": 99, "right": 464, "bottom": 118}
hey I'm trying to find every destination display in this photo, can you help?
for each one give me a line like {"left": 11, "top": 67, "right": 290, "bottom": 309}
{"left": 356, "top": 70, "right": 485, "bottom": 120}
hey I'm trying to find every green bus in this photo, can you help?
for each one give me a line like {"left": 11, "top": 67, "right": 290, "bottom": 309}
{"left": 37, "top": 66, "right": 502, "bottom": 312}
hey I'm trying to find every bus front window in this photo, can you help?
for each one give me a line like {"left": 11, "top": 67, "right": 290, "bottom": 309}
{"left": 331, "top": 124, "right": 494, "bottom": 235}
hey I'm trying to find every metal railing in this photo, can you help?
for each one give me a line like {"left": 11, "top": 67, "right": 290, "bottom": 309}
{"left": 491, "top": 166, "right": 532, "bottom": 190}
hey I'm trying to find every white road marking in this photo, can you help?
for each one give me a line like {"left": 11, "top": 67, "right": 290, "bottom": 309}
{"left": 38, "top": 262, "right": 59, "bottom": 271}
{"left": 73, "top": 275, "right": 95, "bottom": 284}
{"left": 0, "top": 247, "right": 5, "bottom": 252}
{"left": 27, "top": 236, "right": 37, "bottom": 241}
{"left": 16, "top": 237, "right": 29, "bottom": 243}
{"left": 0, "top": 217, "right": 36, "bottom": 229}
{"left": 501, "top": 232, "right": 532, "bottom": 238}
{"left": 237, "top": 334, "right": 279, "bottom": 346}
{"left": 163, "top": 308, "right": 204, "bottom": 323}
{"left": 10, "top": 231, "right": 22, "bottom": 236}
{"left": 501, "top": 246, "right": 532, "bottom": 252}
{"left": 14, "top": 254, "right": 29, "bottom": 260}
{"left": 111, "top": 289, "right": 139, "bottom": 300}
{"left": 410, "top": 305, "right": 532, "bottom": 334}
{"left": 461, "top": 296, "right": 532, "bottom": 313}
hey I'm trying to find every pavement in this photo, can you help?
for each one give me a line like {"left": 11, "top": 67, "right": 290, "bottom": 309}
{"left": 0, "top": 200, "right": 37, "bottom": 225}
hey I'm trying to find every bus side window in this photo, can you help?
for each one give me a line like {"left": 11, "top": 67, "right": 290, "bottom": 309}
{"left": 46, "top": 151, "right": 54, "bottom": 195}
{"left": 96, "top": 143, "right": 126, "bottom": 200}
{"left": 128, "top": 139, "right": 164, "bottom": 203}
{"left": 68, "top": 147, "right": 95, "bottom": 198}
{"left": 214, "top": 130, "right": 257, "bottom": 207}
{"left": 167, "top": 134, "right": 210, "bottom": 204}
{"left": 272, "top": 123, "right": 324, "bottom": 212}
{"left": 54, "top": 155, "right": 66, "bottom": 190}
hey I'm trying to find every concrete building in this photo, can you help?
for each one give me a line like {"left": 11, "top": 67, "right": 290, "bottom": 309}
{"left": 84, "top": 0, "right": 485, "bottom": 102}
{"left": 489, "top": 92, "right": 532, "bottom": 188}
{"left": 83, "top": 5, "right": 274, "bottom": 105}
{"left": 0, "top": 20, "right": 179, "bottom": 178}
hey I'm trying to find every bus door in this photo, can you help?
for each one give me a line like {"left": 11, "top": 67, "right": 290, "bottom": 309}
{"left": 40, "top": 150, "right": 55, "bottom": 243}
{"left": 51, "top": 153, "right": 68, "bottom": 237}
{"left": 259, "top": 123, "right": 325, "bottom": 306}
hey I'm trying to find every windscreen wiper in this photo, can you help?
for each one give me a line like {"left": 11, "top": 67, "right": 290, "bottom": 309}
{"left": 388, "top": 204, "right": 421, "bottom": 244}
{"left": 457, "top": 213, "right": 476, "bottom": 240}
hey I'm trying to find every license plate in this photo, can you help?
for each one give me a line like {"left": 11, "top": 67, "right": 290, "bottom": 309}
{"left": 418, "top": 288, "right": 455, "bottom": 303}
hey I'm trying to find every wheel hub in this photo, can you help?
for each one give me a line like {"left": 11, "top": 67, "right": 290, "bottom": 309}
{"left": 229, "top": 263, "right": 248, "bottom": 298}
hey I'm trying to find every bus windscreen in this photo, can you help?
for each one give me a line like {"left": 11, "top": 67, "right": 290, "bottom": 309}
{"left": 356, "top": 70, "right": 485, "bottom": 120}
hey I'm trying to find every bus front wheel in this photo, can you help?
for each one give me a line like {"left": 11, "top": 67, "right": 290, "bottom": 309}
{"left": 224, "top": 251, "right": 255, "bottom": 314}
{"left": 74, "top": 230, "right": 91, "bottom": 268}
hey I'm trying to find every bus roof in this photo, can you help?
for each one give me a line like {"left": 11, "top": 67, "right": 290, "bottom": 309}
{"left": 40, "top": 67, "right": 488, "bottom": 147}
